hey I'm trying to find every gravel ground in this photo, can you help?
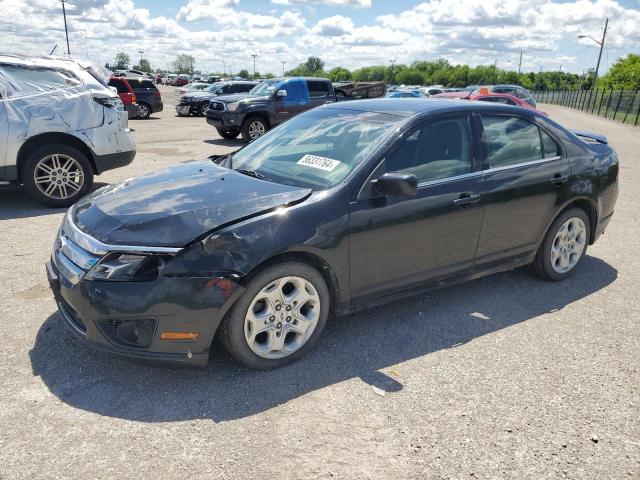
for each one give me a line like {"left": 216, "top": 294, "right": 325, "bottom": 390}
{"left": 0, "top": 88, "right": 638, "bottom": 479}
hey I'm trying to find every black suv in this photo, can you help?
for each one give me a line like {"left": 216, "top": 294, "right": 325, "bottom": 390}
{"left": 125, "top": 77, "right": 163, "bottom": 119}
{"left": 176, "top": 81, "right": 259, "bottom": 117}
{"left": 206, "top": 77, "right": 337, "bottom": 141}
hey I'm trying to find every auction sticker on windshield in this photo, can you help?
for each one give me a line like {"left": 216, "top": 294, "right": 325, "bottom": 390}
{"left": 297, "top": 154, "right": 342, "bottom": 172}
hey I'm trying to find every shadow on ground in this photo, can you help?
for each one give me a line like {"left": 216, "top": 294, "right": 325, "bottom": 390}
{"left": 0, "top": 182, "right": 109, "bottom": 220}
{"left": 203, "top": 138, "right": 245, "bottom": 147}
{"left": 30, "top": 256, "right": 616, "bottom": 423}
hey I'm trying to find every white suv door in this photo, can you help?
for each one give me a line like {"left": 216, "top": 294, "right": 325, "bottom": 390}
{"left": 0, "top": 92, "right": 7, "bottom": 170}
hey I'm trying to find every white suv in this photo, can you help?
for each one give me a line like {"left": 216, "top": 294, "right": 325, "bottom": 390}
{"left": 0, "top": 55, "right": 136, "bottom": 207}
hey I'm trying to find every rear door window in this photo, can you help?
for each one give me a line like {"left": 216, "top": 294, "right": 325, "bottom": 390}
{"left": 480, "top": 116, "right": 542, "bottom": 168}
{"left": 540, "top": 129, "right": 560, "bottom": 158}
{"left": 306, "top": 80, "right": 330, "bottom": 98}
{"left": 108, "top": 79, "right": 129, "bottom": 93}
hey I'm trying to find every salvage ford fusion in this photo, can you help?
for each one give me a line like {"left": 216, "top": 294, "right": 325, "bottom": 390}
{"left": 47, "top": 99, "right": 619, "bottom": 369}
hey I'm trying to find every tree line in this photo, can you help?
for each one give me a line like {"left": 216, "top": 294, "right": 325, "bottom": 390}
{"left": 109, "top": 52, "right": 640, "bottom": 91}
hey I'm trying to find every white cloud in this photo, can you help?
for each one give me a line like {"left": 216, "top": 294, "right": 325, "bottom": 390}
{"left": 272, "top": 0, "right": 371, "bottom": 7}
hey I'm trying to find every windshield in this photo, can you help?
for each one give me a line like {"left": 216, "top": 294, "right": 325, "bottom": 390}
{"left": 250, "top": 79, "right": 284, "bottom": 96}
{"left": 223, "top": 108, "right": 403, "bottom": 189}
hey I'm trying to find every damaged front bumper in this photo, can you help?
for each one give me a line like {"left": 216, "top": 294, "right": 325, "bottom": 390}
{"left": 46, "top": 258, "right": 244, "bottom": 366}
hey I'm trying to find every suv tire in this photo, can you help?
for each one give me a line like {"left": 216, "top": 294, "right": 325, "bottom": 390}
{"left": 21, "top": 143, "right": 94, "bottom": 208}
{"left": 137, "top": 102, "right": 151, "bottom": 119}
{"left": 219, "top": 261, "right": 330, "bottom": 369}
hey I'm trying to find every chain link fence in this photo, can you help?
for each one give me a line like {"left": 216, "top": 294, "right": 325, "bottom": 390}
{"left": 533, "top": 89, "right": 640, "bottom": 126}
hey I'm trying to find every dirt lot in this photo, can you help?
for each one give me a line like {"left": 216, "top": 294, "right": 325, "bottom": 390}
{"left": 0, "top": 87, "right": 638, "bottom": 479}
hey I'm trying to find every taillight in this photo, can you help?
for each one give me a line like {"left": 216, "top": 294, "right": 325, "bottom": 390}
{"left": 131, "top": 93, "right": 137, "bottom": 103}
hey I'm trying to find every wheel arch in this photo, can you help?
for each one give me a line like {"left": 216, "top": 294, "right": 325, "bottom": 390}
{"left": 241, "top": 249, "right": 342, "bottom": 314}
{"left": 16, "top": 132, "right": 97, "bottom": 182}
{"left": 242, "top": 110, "right": 271, "bottom": 129}
{"left": 540, "top": 197, "right": 598, "bottom": 248}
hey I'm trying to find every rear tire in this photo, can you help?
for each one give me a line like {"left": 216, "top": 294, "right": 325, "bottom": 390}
{"left": 241, "top": 115, "right": 268, "bottom": 142}
{"left": 137, "top": 102, "right": 151, "bottom": 119}
{"left": 216, "top": 128, "right": 240, "bottom": 139}
{"left": 21, "top": 143, "right": 93, "bottom": 208}
{"left": 529, "top": 207, "right": 590, "bottom": 281}
{"left": 219, "top": 261, "right": 330, "bottom": 369}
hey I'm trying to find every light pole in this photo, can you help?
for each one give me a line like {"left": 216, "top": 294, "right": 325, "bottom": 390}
{"left": 138, "top": 49, "right": 144, "bottom": 64}
{"left": 518, "top": 49, "right": 523, "bottom": 75}
{"left": 578, "top": 17, "right": 608, "bottom": 89}
{"left": 251, "top": 54, "right": 257, "bottom": 79}
{"left": 281, "top": 60, "right": 286, "bottom": 77}
{"left": 389, "top": 59, "right": 396, "bottom": 83}
{"left": 60, "top": 0, "right": 70, "bottom": 55}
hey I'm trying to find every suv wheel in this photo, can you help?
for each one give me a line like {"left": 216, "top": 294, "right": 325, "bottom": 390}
{"left": 242, "top": 116, "right": 268, "bottom": 141}
{"left": 21, "top": 143, "right": 93, "bottom": 207}
{"left": 216, "top": 128, "right": 240, "bottom": 139}
{"left": 219, "top": 261, "right": 330, "bottom": 369}
{"left": 137, "top": 102, "right": 151, "bottom": 119}
{"left": 199, "top": 104, "right": 209, "bottom": 116}
{"left": 529, "top": 207, "right": 590, "bottom": 281}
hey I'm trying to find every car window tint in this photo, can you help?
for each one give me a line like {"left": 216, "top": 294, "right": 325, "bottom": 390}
{"left": 481, "top": 116, "right": 542, "bottom": 168}
{"left": 108, "top": 79, "right": 129, "bottom": 93}
{"left": 540, "top": 128, "right": 560, "bottom": 158}
{"left": 478, "top": 96, "right": 514, "bottom": 105}
{"left": 386, "top": 117, "right": 472, "bottom": 183}
{"left": 516, "top": 89, "right": 529, "bottom": 99}
{"left": 306, "top": 80, "right": 330, "bottom": 98}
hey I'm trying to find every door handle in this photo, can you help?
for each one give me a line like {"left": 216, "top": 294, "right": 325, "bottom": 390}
{"left": 550, "top": 173, "right": 569, "bottom": 185}
{"left": 453, "top": 193, "right": 481, "bottom": 207}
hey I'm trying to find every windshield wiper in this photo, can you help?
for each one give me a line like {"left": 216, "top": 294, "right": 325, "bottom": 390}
{"left": 235, "top": 168, "right": 271, "bottom": 181}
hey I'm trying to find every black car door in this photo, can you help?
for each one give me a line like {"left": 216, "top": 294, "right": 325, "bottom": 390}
{"left": 474, "top": 114, "right": 571, "bottom": 268}
{"left": 348, "top": 114, "right": 485, "bottom": 302}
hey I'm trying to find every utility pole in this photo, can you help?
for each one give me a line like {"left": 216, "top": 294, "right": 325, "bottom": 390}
{"left": 518, "top": 49, "right": 523, "bottom": 74}
{"left": 578, "top": 17, "right": 608, "bottom": 89}
{"left": 60, "top": 0, "right": 70, "bottom": 55}
{"left": 281, "top": 60, "right": 286, "bottom": 77}
{"left": 138, "top": 49, "right": 144, "bottom": 64}
{"left": 251, "top": 54, "right": 257, "bottom": 79}
{"left": 389, "top": 59, "right": 396, "bottom": 83}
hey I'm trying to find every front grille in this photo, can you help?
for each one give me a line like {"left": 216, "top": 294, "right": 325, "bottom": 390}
{"left": 208, "top": 101, "right": 225, "bottom": 111}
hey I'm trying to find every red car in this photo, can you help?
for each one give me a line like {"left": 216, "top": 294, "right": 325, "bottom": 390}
{"left": 435, "top": 89, "right": 547, "bottom": 116}
{"left": 107, "top": 77, "right": 139, "bottom": 119}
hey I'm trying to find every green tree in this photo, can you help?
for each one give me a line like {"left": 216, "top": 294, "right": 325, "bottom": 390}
{"left": 173, "top": 54, "right": 195, "bottom": 75}
{"left": 264, "top": 72, "right": 275, "bottom": 79}
{"left": 598, "top": 54, "right": 640, "bottom": 90}
{"left": 328, "top": 66, "right": 351, "bottom": 81}
{"left": 395, "top": 69, "right": 424, "bottom": 85}
{"left": 138, "top": 59, "right": 151, "bottom": 72}
{"left": 237, "top": 69, "right": 250, "bottom": 79}
{"left": 114, "top": 52, "right": 130, "bottom": 70}
{"left": 287, "top": 56, "right": 326, "bottom": 77}
{"left": 253, "top": 71, "right": 261, "bottom": 79}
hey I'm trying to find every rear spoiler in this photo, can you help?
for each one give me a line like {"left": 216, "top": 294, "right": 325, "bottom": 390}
{"left": 571, "top": 129, "right": 608, "bottom": 144}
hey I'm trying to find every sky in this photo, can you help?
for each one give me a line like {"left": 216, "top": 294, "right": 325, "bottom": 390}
{"left": 1, "top": 0, "right": 638, "bottom": 76}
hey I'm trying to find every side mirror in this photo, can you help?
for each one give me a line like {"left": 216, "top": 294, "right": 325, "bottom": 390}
{"left": 371, "top": 172, "right": 418, "bottom": 196}
{"left": 276, "top": 89, "right": 287, "bottom": 97}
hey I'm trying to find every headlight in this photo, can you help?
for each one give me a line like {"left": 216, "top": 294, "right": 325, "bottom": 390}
{"left": 226, "top": 101, "right": 241, "bottom": 112}
{"left": 85, "top": 253, "right": 166, "bottom": 281}
{"left": 94, "top": 96, "right": 125, "bottom": 111}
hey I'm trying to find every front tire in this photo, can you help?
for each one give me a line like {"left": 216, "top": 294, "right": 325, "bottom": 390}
{"left": 241, "top": 115, "right": 268, "bottom": 142}
{"left": 529, "top": 207, "right": 590, "bottom": 281}
{"left": 21, "top": 143, "right": 94, "bottom": 207}
{"left": 219, "top": 261, "right": 330, "bottom": 369}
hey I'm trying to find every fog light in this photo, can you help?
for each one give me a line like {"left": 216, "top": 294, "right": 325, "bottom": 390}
{"left": 99, "top": 318, "right": 157, "bottom": 348}
{"left": 160, "top": 332, "right": 200, "bottom": 341}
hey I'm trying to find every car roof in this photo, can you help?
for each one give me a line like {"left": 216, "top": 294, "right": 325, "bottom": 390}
{"left": 324, "top": 97, "right": 539, "bottom": 118}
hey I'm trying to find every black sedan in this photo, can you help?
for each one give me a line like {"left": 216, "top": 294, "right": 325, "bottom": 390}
{"left": 47, "top": 99, "right": 619, "bottom": 369}
{"left": 176, "top": 81, "right": 259, "bottom": 116}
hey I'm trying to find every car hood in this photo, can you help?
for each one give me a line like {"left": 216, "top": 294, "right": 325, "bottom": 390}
{"left": 183, "top": 91, "right": 214, "bottom": 100}
{"left": 72, "top": 160, "right": 312, "bottom": 248}
{"left": 212, "top": 93, "right": 265, "bottom": 104}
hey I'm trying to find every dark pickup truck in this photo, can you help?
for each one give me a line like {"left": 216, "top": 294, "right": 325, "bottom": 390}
{"left": 205, "top": 77, "right": 386, "bottom": 141}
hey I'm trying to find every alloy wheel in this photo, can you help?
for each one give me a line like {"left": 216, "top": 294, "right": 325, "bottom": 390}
{"left": 138, "top": 104, "right": 150, "bottom": 118}
{"left": 248, "top": 120, "right": 266, "bottom": 140}
{"left": 550, "top": 217, "right": 587, "bottom": 273}
{"left": 244, "top": 276, "right": 320, "bottom": 359}
{"left": 33, "top": 154, "right": 84, "bottom": 200}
